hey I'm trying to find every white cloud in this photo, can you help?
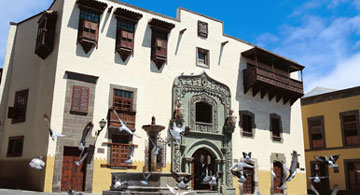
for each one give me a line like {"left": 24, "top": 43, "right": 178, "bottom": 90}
{"left": 306, "top": 52, "right": 360, "bottom": 91}
{"left": 0, "top": 0, "right": 52, "bottom": 67}
{"left": 257, "top": 1, "right": 360, "bottom": 92}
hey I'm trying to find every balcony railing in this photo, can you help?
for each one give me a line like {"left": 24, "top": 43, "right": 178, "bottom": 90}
{"left": 108, "top": 108, "right": 136, "bottom": 130}
{"left": 101, "top": 142, "right": 137, "bottom": 168}
{"left": 245, "top": 66, "right": 303, "bottom": 94}
{"left": 195, "top": 122, "right": 213, "bottom": 133}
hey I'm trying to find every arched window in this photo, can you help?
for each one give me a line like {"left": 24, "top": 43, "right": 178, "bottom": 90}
{"left": 195, "top": 102, "right": 212, "bottom": 124}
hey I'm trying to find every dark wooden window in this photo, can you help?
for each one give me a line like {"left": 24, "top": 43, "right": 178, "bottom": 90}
{"left": 7, "top": 136, "right": 24, "bottom": 157}
{"left": 240, "top": 111, "right": 255, "bottom": 137}
{"left": 340, "top": 110, "right": 360, "bottom": 146}
{"left": 113, "top": 89, "right": 133, "bottom": 111}
{"left": 8, "top": 89, "right": 29, "bottom": 123}
{"left": 71, "top": 86, "right": 89, "bottom": 113}
{"left": 116, "top": 21, "right": 135, "bottom": 61}
{"left": 35, "top": 11, "right": 57, "bottom": 59}
{"left": 243, "top": 165, "right": 255, "bottom": 194}
{"left": 77, "top": 9, "right": 100, "bottom": 53}
{"left": 195, "top": 101, "right": 212, "bottom": 124}
{"left": 197, "top": 47, "right": 209, "bottom": 67}
{"left": 151, "top": 31, "right": 168, "bottom": 69}
{"left": 308, "top": 116, "right": 325, "bottom": 149}
{"left": 270, "top": 114, "right": 282, "bottom": 141}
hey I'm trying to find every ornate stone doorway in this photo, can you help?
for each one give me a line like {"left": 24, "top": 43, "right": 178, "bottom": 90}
{"left": 170, "top": 72, "right": 235, "bottom": 195}
{"left": 191, "top": 148, "right": 216, "bottom": 190}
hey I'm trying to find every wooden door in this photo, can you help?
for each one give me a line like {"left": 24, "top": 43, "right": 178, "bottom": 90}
{"left": 273, "top": 161, "right": 283, "bottom": 194}
{"left": 61, "top": 147, "right": 86, "bottom": 191}
{"left": 347, "top": 161, "right": 360, "bottom": 195}
{"left": 243, "top": 166, "right": 254, "bottom": 194}
{"left": 310, "top": 161, "right": 329, "bottom": 194}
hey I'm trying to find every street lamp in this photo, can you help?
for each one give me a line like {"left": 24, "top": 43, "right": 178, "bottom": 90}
{"left": 99, "top": 118, "right": 106, "bottom": 129}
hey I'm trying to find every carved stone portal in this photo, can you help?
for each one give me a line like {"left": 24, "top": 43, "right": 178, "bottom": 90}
{"left": 171, "top": 72, "right": 235, "bottom": 195}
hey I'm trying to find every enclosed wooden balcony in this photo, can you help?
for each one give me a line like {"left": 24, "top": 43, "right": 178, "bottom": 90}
{"left": 108, "top": 107, "right": 136, "bottom": 131}
{"left": 242, "top": 47, "right": 304, "bottom": 105}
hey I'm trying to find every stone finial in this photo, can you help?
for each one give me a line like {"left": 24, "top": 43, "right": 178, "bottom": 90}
{"left": 152, "top": 116, "right": 156, "bottom": 125}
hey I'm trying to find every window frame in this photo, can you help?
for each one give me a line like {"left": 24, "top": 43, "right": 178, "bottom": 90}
{"left": 112, "top": 89, "right": 134, "bottom": 112}
{"left": 239, "top": 110, "right": 256, "bottom": 137}
{"left": 77, "top": 7, "right": 101, "bottom": 53}
{"left": 308, "top": 115, "right": 326, "bottom": 149}
{"left": 7, "top": 136, "right": 24, "bottom": 157}
{"left": 70, "top": 85, "right": 90, "bottom": 114}
{"left": 10, "top": 89, "right": 29, "bottom": 124}
{"left": 340, "top": 110, "right": 360, "bottom": 147}
{"left": 270, "top": 113, "right": 282, "bottom": 142}
{"left": 196, "top": 47, "right": 210, "bottom": 68}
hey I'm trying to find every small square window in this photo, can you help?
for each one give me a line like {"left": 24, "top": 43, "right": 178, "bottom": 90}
{"left": 197, "top": 47, "right": 209, "bottom": 67}
{"left": 7, "top": 136, "right": 24, "bottom": 157}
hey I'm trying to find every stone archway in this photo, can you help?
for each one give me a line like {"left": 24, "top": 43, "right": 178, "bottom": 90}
{"left": 192, "top": 148, "right": 216, "bottom": 190}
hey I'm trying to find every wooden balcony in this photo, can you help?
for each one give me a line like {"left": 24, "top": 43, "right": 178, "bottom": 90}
{"left": 108, "top": 108, "right": 136, "bottom": 131}
{"left": 101, "top": 142, "right": 137, "bottom": 168}
{"left": 243, "top": 66, "right": 304, "bottom": 105}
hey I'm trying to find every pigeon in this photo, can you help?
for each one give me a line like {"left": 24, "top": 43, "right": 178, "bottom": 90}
{"left": 171, "top": 171, "right": 193, "bottom": 189}
{"left": 285, "top": 151, "right": 298, "bottom": 182}
{"left": 207, "top": 171, "right": 223, "bottom": 188}
{"left": 231, "top": 169, "right": 248, "bottom": 183}
{"left": 75, "top": 151, "right": 88, "bottom": 166}
{"left": 310, "top": 183, "right": 320, "bottom": 195}
{"left": 67, "top": 189, "right": 83, "bottom": 195}
{"left": 274, "top": 151, "right": 298, "bottom": 189}
{"left": 44, "top": 114, "right": 66, "bottom": 141}
{"left": 243, "top": 152, "right": 252, "bottom": 162}
{"left": 29, "top": 157, "right": 45, "bottom": 170}
{"left": 78, "top": 122, "right": 94, "bottom": 152}
{"left": 141, "top": 172, "right": 152, "bottom": 185}
{"left": 228, "top": 161, "right": 254, "bottom": 173}
{"left": 308, "top": 174, "right": 328, "bottom": 183}
{"left": 125, "top": 145, "right": 134, "bottom": 164}
{"left": 168, "top": 122, "right": 186, "bottom": 142}
{"left": 167, "top": 184, "right": 192, "bottom": 195}
{"left": 314, "top": 155, "right": 339, "bottom": 169}
{"left": 113, "top": 110, "right": 141, "bottom": 138}
{"left": 149, "top": 138, "right": 161, "bottom": 156}
{"left": 331, "top": 184, "right": 339, "bottom": 195}
{"left": 112, "top": 177, "right": 129, "bottom": 191}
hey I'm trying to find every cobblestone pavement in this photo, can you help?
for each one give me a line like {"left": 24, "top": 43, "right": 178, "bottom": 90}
{"left": 0, "top": 189, "right": 101, "bottom": 195}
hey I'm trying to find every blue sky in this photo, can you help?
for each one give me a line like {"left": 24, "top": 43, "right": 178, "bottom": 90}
{"left": 0, "top": 0, "right": 359, "bottom": 92}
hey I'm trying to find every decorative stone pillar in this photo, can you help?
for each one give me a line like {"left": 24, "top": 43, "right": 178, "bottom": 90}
{"left": 184, "top": 157, "right": 194, "bottom": 173}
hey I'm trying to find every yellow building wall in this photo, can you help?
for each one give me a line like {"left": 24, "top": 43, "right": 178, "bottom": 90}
{"left": 43, "top": 155, "right": 55, "bottom": 193}
{"left": 302, "top": 94, "right": 360, "bottom": 191}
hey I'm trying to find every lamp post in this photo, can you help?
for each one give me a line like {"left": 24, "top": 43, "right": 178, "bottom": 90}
{"left": 99, "top": 118, "right": 106, "bottom": 129}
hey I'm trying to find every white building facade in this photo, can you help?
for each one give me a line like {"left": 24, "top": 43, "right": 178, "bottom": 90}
{"left": 0, "top": 0, "right": 307, "bottom": 194}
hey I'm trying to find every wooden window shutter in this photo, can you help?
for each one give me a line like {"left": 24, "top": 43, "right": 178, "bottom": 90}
{"left": 82, "top": 20, "right": 91, "bottom": 39}
{"left": 80, "top": 87, "right": 89, "bottom": 112}
{"left": 71, "top": 86, "right": 89, "bottom": 113}
{"left": 91, "top": 22, "right": 98, "bottom": 41}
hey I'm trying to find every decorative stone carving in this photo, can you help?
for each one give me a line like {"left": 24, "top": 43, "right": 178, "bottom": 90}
{"left": 171, "top": 72, "right": 234, "bottom": 194}
{"left": 174, "top": 100, "right": 185, "bottom": 120}
{"left": 223, "top": 108, "right": 236, "bottom": 134}
{"left": 198, "top": 21, "right": 208, "bottom": 38}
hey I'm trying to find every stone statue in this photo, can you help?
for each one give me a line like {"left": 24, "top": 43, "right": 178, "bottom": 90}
{"left": 226, "top": 109, "right": 237, "bottom": 127}
{"left": 174, "top": 100, "right": 185, "bottom": 120}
